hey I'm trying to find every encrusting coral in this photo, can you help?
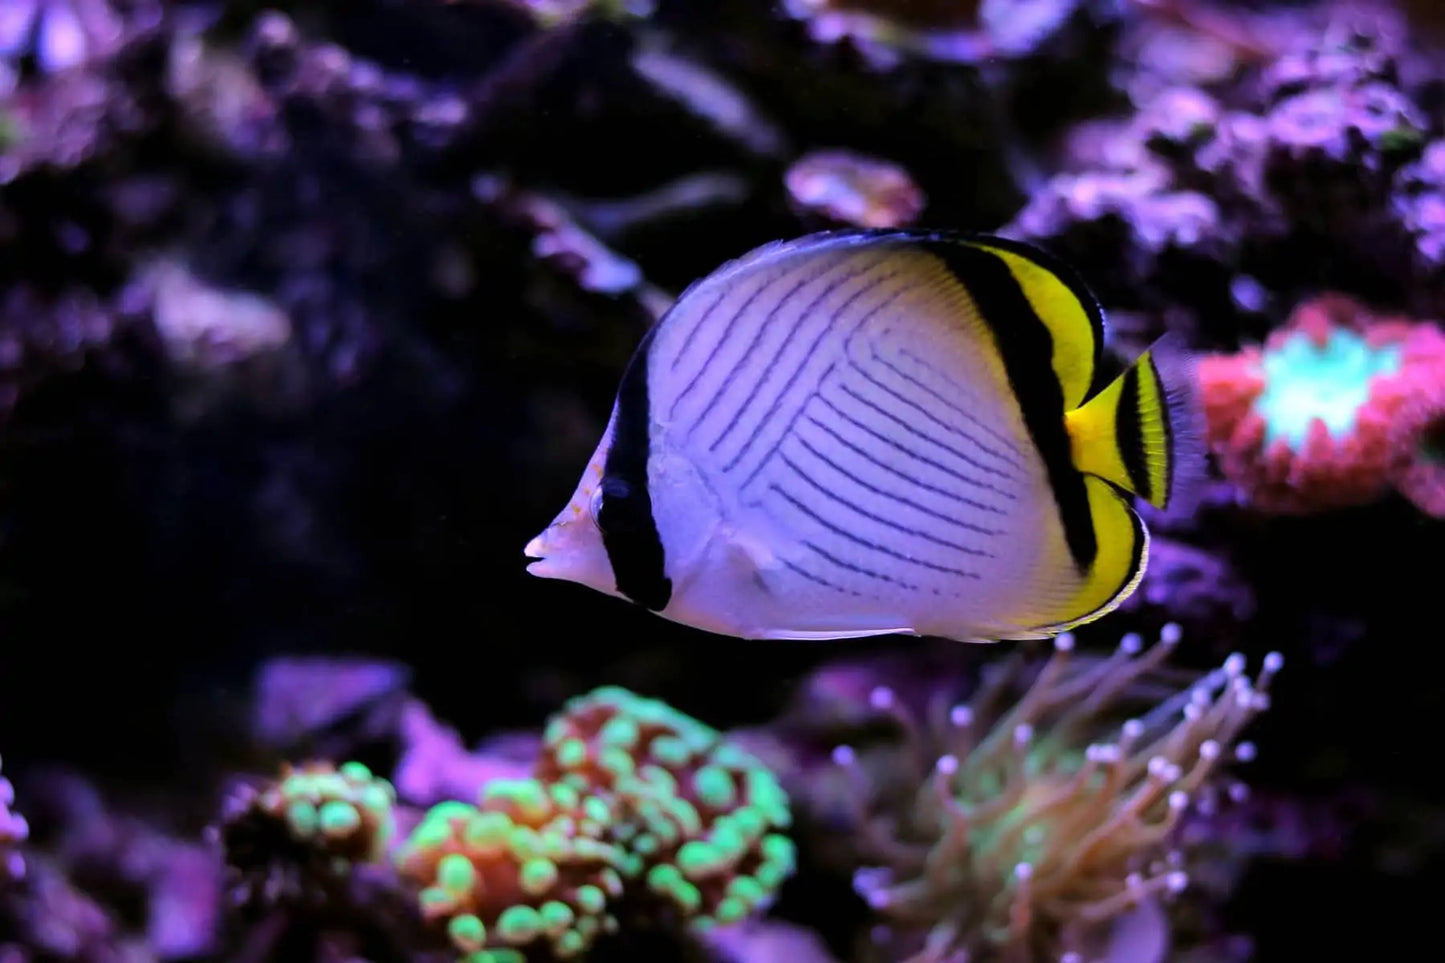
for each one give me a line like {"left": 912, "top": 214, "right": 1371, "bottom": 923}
{"left": 1198, "top": 294, "right": 1445, "bottom": 515}
{"left": 818, "top": 626, "right": 1279, "bottom": 963}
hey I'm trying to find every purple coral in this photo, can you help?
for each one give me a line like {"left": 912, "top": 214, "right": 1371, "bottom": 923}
{"left": 1260, "top": 82, "right": 1424, "bottom": 230}
{"left": 0, "top": 756, "right": 27, "bottom": 882}
{"left": 0, "top": 769, "right": 223, "bottom": 961}
{"left": 241, "top": 10, "right": 474, "bottom": 164}
{"left": 0, "top": 286, "right": 138, "bottom": 424}
{"left": 779, "top": 0, "right": 1091, "bottom": 68}
{"left": 0, "top": 0, "right": 126, "bottom": 78}
{"left": 1393, "top": 139, "right": 1445, "bottom": 306}
{"left": 0, "top": 0, "right": 163, "bottom": 177}
{"left": 1010, "top": 4, "right": 1441, "bottom": 328}
{"left": 785, "top": 148, "right": 926, "bottom": 229}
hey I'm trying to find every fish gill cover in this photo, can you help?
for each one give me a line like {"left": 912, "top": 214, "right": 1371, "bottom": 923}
{"left": 0, "top": 1, "right": 1440, "bottom": 962}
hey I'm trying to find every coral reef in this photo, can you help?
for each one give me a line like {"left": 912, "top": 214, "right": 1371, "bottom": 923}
{"left": 0, "top": 768, "right": 222, "bottom": 962}
{"left": 784, "top": 149, "right": 926, "bottom": 229}
{"left": 1395, "top": 412, "right": 1445, "bottom": 515}
{"left": 0, "top": 758, "right": 26, "bottom": 883}
{"left": 771, "top": 627, "right": 1279, "bottom": 963}
{"left": 1198, "top": 293, "right": 1445, "bottom": 515}
{"left": 1007, "top": 4, "right": 1445, "bottom": 336}
{"left": 536, "top": 686, "right": 796, "bottom": 932}
{"left": 2, "top": 0, "right": 1442, "bottom": 962}
{"left": 184, "top": 686, "right": 798, "bottom": 963}
{"left": 395, "top": 780, "right": 629, "bottom": 962}
{"left": 393, "top": 700, "right": 534, "bottom": 809}
{"left": 218, "top": 760, "right": 398, "bottom": 910}
{"left": 778, "top": 0, "right": 1101, "bottom": 68}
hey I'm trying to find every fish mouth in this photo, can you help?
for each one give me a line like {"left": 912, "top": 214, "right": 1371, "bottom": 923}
{"left": 523, "top": 534, "right": 548, "bottom": 575}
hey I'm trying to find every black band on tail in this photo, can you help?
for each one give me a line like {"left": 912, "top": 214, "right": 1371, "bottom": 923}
{"left": 1115, "top": 365, "right": 1153, "bottom": 505}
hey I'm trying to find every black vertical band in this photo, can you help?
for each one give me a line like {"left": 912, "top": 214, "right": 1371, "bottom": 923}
{"left": 926, "top": 240, "right": 1099, "bottom": 574}
{"left": 600, "top": 324, "right": 673, "bottom": 610}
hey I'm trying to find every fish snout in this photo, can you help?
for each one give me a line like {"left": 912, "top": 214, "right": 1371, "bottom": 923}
{"left": 521, "top": 512, "right": 617, "bottom": 593}
{"left": 523, "top": 518, "right": 590, "bottom": 580}
{"left": 523, "top": 532, "right": 551, "bottom": 576}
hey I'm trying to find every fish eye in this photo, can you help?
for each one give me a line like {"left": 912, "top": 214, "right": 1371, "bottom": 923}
{"left": 587, "top": 486, "right": 606, "bottom": 531}
{"left": 591, "top": 477, "right": 634, "bottom": 535}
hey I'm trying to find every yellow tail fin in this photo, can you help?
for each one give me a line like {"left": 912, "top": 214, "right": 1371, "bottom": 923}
{"left": 1064, "top": 333, "right": 1205, "bottom": 510}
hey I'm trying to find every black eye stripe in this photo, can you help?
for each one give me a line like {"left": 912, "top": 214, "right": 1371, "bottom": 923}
{"left": 599, "top": 324, "right": 673, "bottom": 611}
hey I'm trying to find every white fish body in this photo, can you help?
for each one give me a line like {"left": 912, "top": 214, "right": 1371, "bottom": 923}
{"left": 525, "top": 229, "right": 1197, "bottom": 643}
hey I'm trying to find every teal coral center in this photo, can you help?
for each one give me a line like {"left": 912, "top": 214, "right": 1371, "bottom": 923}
{"left": 1254, "top": 328, "right": 1402, "bottom": 448}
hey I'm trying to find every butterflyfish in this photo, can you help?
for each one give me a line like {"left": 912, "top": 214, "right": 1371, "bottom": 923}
{"left": 523, "top": 229, "right": 1202, "bottom": 643}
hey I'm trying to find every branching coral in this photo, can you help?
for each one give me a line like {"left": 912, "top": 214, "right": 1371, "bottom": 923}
{"left": 826, "top": 626, "right": 1278, "bottom": 963}
{"left": 1198, "top": 294, "right": 1445, "bottom": 515}
{"left": 1010, "top": 7, "right": 1442, "bottom": 333}
{"left": 535, "top": 686, "right": 796, "bottom": 932}
{"left": 217, "top": 760, "right": 398, "bottom": 910}
{"left": 394, "top": 778, "right": 629, "bottom": 963}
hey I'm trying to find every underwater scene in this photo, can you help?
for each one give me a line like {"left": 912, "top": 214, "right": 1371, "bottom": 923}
{"left": 1, "top": 0, "right": 1443, "bottom": 960}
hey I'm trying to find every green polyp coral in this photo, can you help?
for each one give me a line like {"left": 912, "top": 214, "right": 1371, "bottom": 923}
{"left": 1255, "top": 328, "right": 1401, "bottom": 449}
{"left": 536, "top": 686, "right": 797, "bottom": 932}
{"left": 270, "top": 760, "right": 398, "bottom": 860}
{"left": 394, "top": 777, "right": 630, "bottom": 962}
{"left": 834, "top": 627, "right": 1281, "bottom": 963}
{"left": 216, "top": 760, "right": 398, "bottom": 909}
{"left": 394, "top": 688, "right": 794, "bottom": 960}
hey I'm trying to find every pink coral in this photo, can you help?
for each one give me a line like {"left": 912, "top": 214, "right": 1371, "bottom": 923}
{"left": 1395, "top": 413, "right": 1445, "bottom": 516}
{"left": 1198, "top": 294, "right": 1445, "bottom": 515}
